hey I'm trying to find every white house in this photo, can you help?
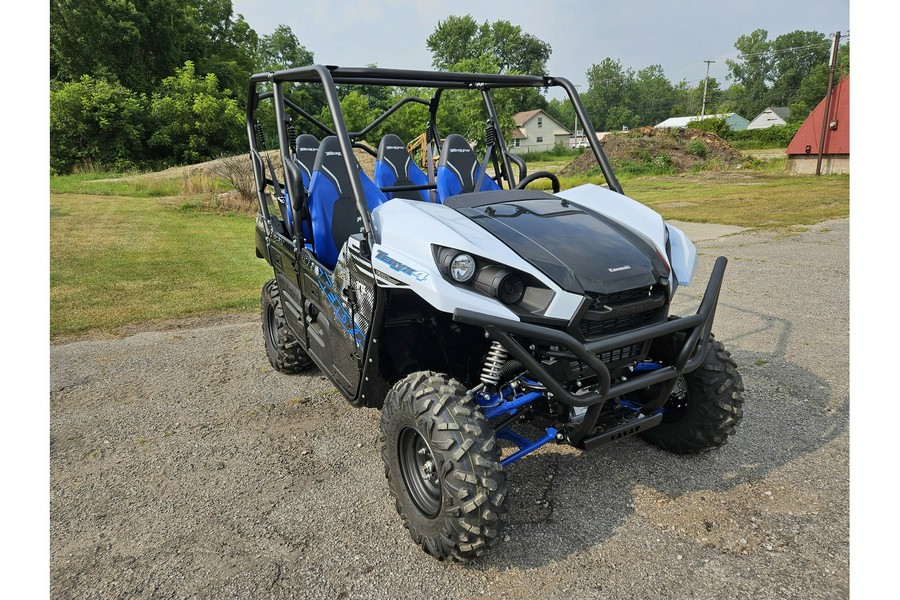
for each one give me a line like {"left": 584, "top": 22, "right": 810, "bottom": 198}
{"left": 747, "top": 107, "right": 791, "bottom": 129}
{"left": 508, "top": 110, "right": 572, "bottom": 154}
{"left": 655, "top": 113, "right": 749, "bottom": 131}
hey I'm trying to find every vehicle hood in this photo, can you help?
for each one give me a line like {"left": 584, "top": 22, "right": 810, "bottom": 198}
{"left": 446, "top": 190, "right": 669, "bottom": 295}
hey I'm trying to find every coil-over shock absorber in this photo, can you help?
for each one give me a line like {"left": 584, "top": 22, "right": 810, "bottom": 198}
{"left": 286, "top": 118, "right": 296, "bottom": 154}
{"left": 481, "top": 341, "right": 509, "bottom": 388}
{"left": 254, "top": 121, "right": 266, "bottom": 149}
{"left": 485, "top": 120, "right": 497, "bottom": 148}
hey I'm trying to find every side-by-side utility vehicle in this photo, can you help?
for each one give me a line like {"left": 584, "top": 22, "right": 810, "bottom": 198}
{"left": 247, "top": 65, "right": 744, "bottom": 562}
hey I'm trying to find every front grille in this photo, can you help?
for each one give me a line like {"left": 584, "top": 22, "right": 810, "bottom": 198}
{"left": 578, "top": 310, "right": 659, "bottom": 338}
{"left": 587, "top": 287, "right": 653, "bottom": 309}
{"left": 578, "top": 286, "right": 667, "bottom": 340}
{"left": 567, "top": 342, "right": 648, "bottom": 380}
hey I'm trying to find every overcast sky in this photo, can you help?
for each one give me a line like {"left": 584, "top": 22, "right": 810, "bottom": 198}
{"left": 232, "top": 0, "right": 849, "bottom": 90}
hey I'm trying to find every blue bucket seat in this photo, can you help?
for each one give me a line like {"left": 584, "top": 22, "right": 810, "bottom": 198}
{"left": 435, "top": 134, "right": 501, "bottom": 202}
{"left": 307, "top": 136, "right": 386, "bottom": 269}
{"left": 374, "top": 134, "right": 429, "bottom": 202}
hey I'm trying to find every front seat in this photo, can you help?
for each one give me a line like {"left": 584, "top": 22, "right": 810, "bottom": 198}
{"left": 435, "top": 134, "right": 501, "bottom": 202}
{"left": 306, "top": 136, "right": 386, "bottom": 269}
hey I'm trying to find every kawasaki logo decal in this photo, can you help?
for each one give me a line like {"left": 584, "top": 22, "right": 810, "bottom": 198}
{"left": 375, "top": 250, "right": 429, "bottom": 282}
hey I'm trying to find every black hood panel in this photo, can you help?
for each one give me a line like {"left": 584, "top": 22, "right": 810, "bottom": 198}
{"left": 449, "top": 192, "right": 667, "bottom": 295}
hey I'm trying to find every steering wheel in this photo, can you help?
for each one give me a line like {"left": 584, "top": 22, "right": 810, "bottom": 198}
{"left": 515, "top": 171, "right": 560, "bottom": 193}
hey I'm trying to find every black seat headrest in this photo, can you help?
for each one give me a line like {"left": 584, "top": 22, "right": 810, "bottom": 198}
{"left": 438, "top": 134, "right": 480, "bottom": 190}
{"left": 295, "top": 134, "right": 320, "bottom": 182}
{"left": 377, "top": 134, "right": 411, "bottom": 177}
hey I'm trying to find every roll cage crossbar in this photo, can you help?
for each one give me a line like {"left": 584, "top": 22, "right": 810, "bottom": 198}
{"left": 246, "top": 65, "right": 623, "bottom": 250}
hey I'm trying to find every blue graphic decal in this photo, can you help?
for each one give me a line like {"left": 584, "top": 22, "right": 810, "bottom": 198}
{"left": 374, "top": 249, "right": 429, "bottom": 282}
{"left": 317, "top": 271, "right": 365, "bottom": 349}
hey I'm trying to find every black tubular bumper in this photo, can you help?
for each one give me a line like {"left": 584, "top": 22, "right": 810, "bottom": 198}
{"left": 453, "top": 256, "right": 728, "bottom": 442}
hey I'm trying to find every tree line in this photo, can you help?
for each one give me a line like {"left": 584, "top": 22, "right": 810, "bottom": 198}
{"left": 50, "top": 0, "right": 315, "bottom": 173}
{"left": 546, "top": 30, "right": 848, "bottom": 136}
{"left": 50, "top": 4, "right": 847, "bottom": 173}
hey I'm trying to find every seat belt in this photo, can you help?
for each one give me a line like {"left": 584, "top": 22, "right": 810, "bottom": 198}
{"left": 474, "top": 143, "right": 494, "bottom": 192}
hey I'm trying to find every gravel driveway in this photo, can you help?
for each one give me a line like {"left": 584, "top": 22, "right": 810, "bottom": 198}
{"left": 50, "top": 219, "right": 849, "bottom": 599}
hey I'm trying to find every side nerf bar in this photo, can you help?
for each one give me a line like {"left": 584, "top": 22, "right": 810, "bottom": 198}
{"left": 453, "top": 256, "right": 728, "bottom": 412}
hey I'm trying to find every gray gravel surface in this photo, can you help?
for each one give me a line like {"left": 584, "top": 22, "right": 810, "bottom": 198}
{"left": 50, "top": 219, "right": 849, "bottom": 599}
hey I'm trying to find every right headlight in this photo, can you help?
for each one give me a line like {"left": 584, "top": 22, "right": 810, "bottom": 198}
{"left": 449, "top": 252, "right": 477, "bottom": 283}
{"left": 432, "top": 245, "right": 554, "bottom": 315}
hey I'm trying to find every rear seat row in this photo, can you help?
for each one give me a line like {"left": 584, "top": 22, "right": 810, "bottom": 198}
{"left": 278, "top": 133, "right": 501, "bottom": 269}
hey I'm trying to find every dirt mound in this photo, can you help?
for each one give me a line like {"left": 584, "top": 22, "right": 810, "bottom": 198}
{"left": 559, "top": 127, "right": 744, "bottom": 177}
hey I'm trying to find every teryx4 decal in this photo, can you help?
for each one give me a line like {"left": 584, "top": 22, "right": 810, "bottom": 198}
{"left": 374, "top": 250, "right": 429, "bottom": 281}
{"left": 317, "top": 271, "right": 365, "bottom": 350}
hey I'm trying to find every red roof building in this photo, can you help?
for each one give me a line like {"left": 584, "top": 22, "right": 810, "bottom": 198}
{"left": 786, "top": 75, "right": 849, "bottom": 174}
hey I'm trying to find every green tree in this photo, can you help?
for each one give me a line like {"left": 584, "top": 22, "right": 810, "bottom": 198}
{"left": 186, "top": 0, "right": 259, "bottom": 98}
{"left": 148, "top": 61, "right": 244, "bottom": 164}
{"left": 426, "top": 15, "right": 551, "bottom": 76}
{"left": 725, "top": 28, "right": 773, "bottom": 117}
{"left": 50, "top": 75, "right": 149, "bottom": 173}
{"left": 545, "top": 98, "right": 576, "bottom": 135}
{"left": 258, "top": 24, "right": 314, "bottom": 71}
{"left": 425, "top": 18, "right": 551, "bottom": 144}
{"left": 768, "top": 30, "right": 830, "bottom": 106}
{"left": 632, "top": 65, "right": 675, "bottom": 126}
{"left": 50, "top": 0, "right": 257, "bottom": 97}
{"left": 318, "top": 90, "right": 379, "bottom": 134}
{"left": 788, "top": 41, "right": 849, "bottom": 123}
{"left": 582, "top": 58, "right": 634, "bottom": 131}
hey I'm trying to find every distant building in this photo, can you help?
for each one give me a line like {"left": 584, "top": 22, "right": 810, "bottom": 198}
{"left": 655, "top": 113, "right": 750, "bottom": 131}
{"left": 508, "top": 110, "right": 572, "bottom": 154}
{"left": 786, "top": 76, "right": 849, "bottom": 175}
{"left": 747, "top": 107, "right": 791, "bottom": 129}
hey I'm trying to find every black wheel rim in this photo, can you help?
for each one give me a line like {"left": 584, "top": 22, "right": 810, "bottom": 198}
{"left": 397, "top": 427, "right": 442, "bottom": 518}
{"left": 265, "top": 303, "right": 278, "bottom": 348}
{"left": 662, "top": 376, "right": 689, "bottom": 422}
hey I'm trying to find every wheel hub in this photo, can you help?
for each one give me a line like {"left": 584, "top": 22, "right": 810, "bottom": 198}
{"left": 398, "top": 427, "right": 442, "bottom": 518}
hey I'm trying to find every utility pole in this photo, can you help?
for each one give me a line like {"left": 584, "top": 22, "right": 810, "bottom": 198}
{"left": 701, "top": 60, "right": 715, "bottom": 117}
{"left": 816, "top": 31, "right": 841, "bottom": 176}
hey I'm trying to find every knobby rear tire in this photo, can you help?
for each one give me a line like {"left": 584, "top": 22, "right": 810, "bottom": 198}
{"left": 261, "top": 279, "right": 313, "bottom": 373}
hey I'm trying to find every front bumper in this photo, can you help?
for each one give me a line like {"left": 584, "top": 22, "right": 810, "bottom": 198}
{"left": 453, "top": 256, "right": 728, "bottom": 445}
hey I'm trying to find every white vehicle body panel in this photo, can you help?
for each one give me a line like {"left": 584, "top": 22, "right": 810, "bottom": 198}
{"left": 371, "top": 200, "right": 585, "bottom": 321}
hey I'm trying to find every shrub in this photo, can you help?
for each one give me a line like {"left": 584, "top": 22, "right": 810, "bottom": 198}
{"left": 149, "top": 61, "right": 244, "bottom": 165}
{"left": 685, "top": 116, "right": 731, "bottom": 139}
{"left": 686, "top": 140, "right": 708, "bottom": 158}
{"left": 50, "top": 76, "right": 149, "bottom": 174}
{"left": 214, "top": 153, "right": 257, "bottom": 207}
{"left": 727, "top": 123, "right": 802, "bottom": 149}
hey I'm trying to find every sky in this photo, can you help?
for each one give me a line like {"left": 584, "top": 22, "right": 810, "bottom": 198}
{"left": 233, "top": 0, "right": 850, "bottom": 93}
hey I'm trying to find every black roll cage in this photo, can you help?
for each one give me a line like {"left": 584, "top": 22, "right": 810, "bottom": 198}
{"left": 246, "top": 65, "right": 623, "bottom": 250}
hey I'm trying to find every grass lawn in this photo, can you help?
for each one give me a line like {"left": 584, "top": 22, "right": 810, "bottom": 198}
{"left": 624, "top": 171, "right": 849, "bottom": 229}
{"left": 50, "top": 164, "right": 849, "bottom": 338}
{"left": 50, "top": 193, "right": 271, "bottom": 338}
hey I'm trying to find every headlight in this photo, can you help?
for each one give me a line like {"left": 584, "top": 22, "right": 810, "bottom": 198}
{"left": 432, "top": 245, "right": 555, "bottom": 317}
{"left": 449, "top": 253, "right": 477, "bottom": 282}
